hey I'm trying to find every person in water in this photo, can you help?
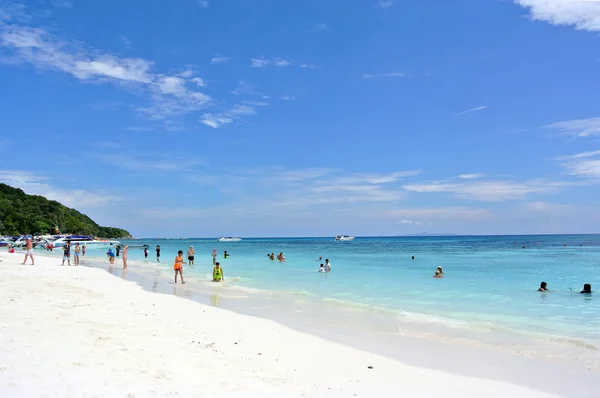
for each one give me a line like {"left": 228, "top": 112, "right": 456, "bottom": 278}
{"left": 433, "top": 270, "right": 443, "bottom": 278}
{"left": 73, "top": 243, "right": 81, "bottom": 266}
{"left": 277, "top": 252, "right": 285, "bottom": 261}
{"left": 319, "top": 264, "right": 326, "bottom": 273}
{"left": 173, "top": 250, "right": 185, "bottom": 284}
{"left": 269, "top": 253, "right": 275, "bottom": 260}
{"left": 187, "top": 245, "right": 195, "bottom": 265}
{"left": 411, "top": 256, "right": 415, "bottom": 260}
{"left": 156, "top": 245, "right": 161, "bottom": 263}
{"left": 224, "top": 250, "right": 229, "bottom": 258}
{"left": 115, "top": 244, "right": 121, "bottom": 257}
{"left": 538, "top": 281, "right": 549, "bottom": 292}
{"left": 212, "top": 248, "right": 217, "bottom": 265}
{"left": 144, "top": 246, "right": 148, "bottom": 259}
{"left": 213, "top": 262, "right": 224, "bottom": 282}
{"left": 580, "top": 284, "right": 592, "bottom": 294}
{"left": 82, "top": 243, "right": 86, "bottom": 257}
{"left": 324, "top": 258, "right": 331, "bottom": 272}
{"left": 437, "top": 266, "right": 444, "bottom": 275}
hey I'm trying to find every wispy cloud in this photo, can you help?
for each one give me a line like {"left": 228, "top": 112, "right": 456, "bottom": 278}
{"left": 0, "top": 170, "right": 121, "bottom": 209}
{"left": 201, "top": 104, "right": 257, "bottom": 128}
{"left": 458, "top": 173, "right": 485, "bottom": 180}
{"left": 399, "top": 219, "right": 424, "bottom": 226}
{"left": 307, "top": 23, "right": 330, "bottom": 31}
{"left": 362, "top": 72, "right": 406, "bottom": 79}
{"left": 250, "top": 56, "right": 294, "bottom": 68}
{"left": 387, "top": 207, "right": 494, "bottom": 221}
{"left": 455, "top": 106, "right": 487, "bottom": 116}
{"left": 514, "top": 0, "right": 600, "bottom": 32}
{"left": 94, "top": 153, "right": 203, "bottom": 172}
{"left": 375, "top": 0, "right": 396, "bottom": 8}
{"left": 557, "top": 149, "right": 600, "bottom": 178}
{"left": 544, "top": 117, "right": 600, "bottom": 137}
{"left": 211, "top": 55, "right": 232, "bottom": 64}
{"left": 281, "top": 95, "right": 295, "bottom": 100}
{"left": 197, "top": 0, "right": 209, "bottom": 8}
{"left": 403, "top": 178, "right": 574, "bottom": 201}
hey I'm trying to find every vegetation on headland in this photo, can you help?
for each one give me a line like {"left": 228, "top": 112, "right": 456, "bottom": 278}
{"left": 0, "top": 184, "right": 131, "bottom": 238}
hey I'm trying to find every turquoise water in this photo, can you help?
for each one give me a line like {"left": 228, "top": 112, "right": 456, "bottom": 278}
{"left": 84, "top": 235, "right": 600, "bottom": 364}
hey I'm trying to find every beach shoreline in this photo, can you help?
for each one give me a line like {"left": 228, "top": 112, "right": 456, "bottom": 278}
{"left": 1, "top": 251, "right": 599, "bottom": 397}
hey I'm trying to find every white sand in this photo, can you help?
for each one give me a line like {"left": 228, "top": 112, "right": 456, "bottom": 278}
{"left": 0, "top": 251, "right": 576, "bottom": 397}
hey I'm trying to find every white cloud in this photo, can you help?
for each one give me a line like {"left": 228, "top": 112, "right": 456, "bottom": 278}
{"left": 281, "top": 95, "right": 295, "bottom": 100}
{"left": 0, "top": 170, "right": 120, "bottom": 209}
{"left": 556, "top": 149, "right": 600, "bottom": 160}
{"left": 300, "top": 63, "right": 316, "bottom": 69}
{"left": 250, "top": 57, "right": 270, "bottom": 68}
{"left": 376, "top": 0, "right": 396, "bottom": 8}
{"left": 399, "top": 219, "right": 424, "bottom": 226}
{"left": 458, "top": 173, "right": 485, "bottom": 180}
{"left": 455, "top": 106, "right": 487, "bottom": 116}
{"left": 94, "top": 153, "right": 202, "bottom": 172}
{"left": 514, "top": 0, "right": 600, "bottom": 32}
{"left": 211, "top": 55, "right": 232, "bottom": 64}
{"left": 190, "top": 77, "right": 206, "bottom": 87}
{"left": 362, "top": 72, "right": 405, "bottom": 79}
{"left": 274, "top": 57, "right": 292, "bottom": 67}
{"left": 545, "top": 117, "right": 600, "bottom": 137}
{"left": 561, "top": 158, "right": 600, "bottom": 178}
{"left": 156, "top": 76, "right": 187, "bottom": 95}
{"left": 198, "top": 0, "right": 209, "bottom": 8}
{"left": 200, "top": 104, "right": 256, "bottom": 128}
{"left": 403, "top": 179, "right": 570, "bottom": 201}
{"left": 242, "top": 100, "right": 268, "bottom": 106}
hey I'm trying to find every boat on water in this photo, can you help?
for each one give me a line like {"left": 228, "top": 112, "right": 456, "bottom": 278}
{"left": 335, "top": 235, "right": 355, "bottom": 241}
{"left": 52, "top": 235, "right": 120, "bottom": 248}
{"left": 218, "top": 237, "right": 242, "bottom": 242}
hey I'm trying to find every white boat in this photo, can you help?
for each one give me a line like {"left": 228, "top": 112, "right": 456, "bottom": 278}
{"left": 335, "top": 235, "right": 355, "bottom": 241}
{"left": 218, "top": 237, "right": 242, "bottom": 242}
{"left": 52, "top": 236, "right": 120, "bottom": 248}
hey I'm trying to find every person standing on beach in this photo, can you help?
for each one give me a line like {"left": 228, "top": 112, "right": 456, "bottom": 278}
{"left": 116, "top": 245, "right": 121, "bottom": 257}
{"left": 82, "top": 243, "right": 86, "bottom": 257}
{"left": 144, "top": 246, "right": 148, "bottom": 260}
{"left": 62, "top": 242, "right": 71, "bottom": 266}
{"left": 156, "top": 245, "right": 161, "bottom": 262}
{"left": 122, "top": 245, "right": 129, "bottom": 270}
{"left": 174, "top": 250, "right": 185, "bottom": 284}
{"left": 187, "top": 245, "right": 195, "bottom": 265}
{"left": 212, "top": 248, "right": 217, "bottom": 265}
{"left": 20, "top": 238, "right": 34, "bottom": 265}
{"left": 107, "top": 243, "right": 115, "bottom": 264}
{"left": 73, "top": 243, "right": 81, "bottom": 266}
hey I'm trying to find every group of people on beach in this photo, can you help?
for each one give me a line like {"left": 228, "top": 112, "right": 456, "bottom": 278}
{"left": 106, "top": 243, "right": 128, "bottom": 269}
{"left": 171, "top": 246, "right": 227, "bottom": 285}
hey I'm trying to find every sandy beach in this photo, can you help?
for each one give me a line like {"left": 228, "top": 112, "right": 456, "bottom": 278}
{"left": 0, "top": 251, "right": 596, "bottom": 398}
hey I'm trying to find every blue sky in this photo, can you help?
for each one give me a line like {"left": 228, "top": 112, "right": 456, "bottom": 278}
{"left": 1, "top": 0, "right": 600, "bottom": 237}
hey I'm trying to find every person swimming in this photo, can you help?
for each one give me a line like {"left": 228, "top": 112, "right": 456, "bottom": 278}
{"left": 411, "top": 256, "right": 415, "bottom": 260}
{"left": 433, "top": 270, "right": 443, "bottom": 278}
{"left": 269, "top": 253, "right": 275, "bottom": 260}
{"left": 319, "top": 264, "right": 326, "bottom": 273}
{"left": 580, "top": 284, "right": 592, "bottom": 294}
{"left": 224, "top": 250, "right": 229, "bottom": 258}
{"left": 538, "top": 281, "right": 549, "bottom": 292}
{"left": 277, "top": 252, "right": 285, "bottom": 261}
{"left": 213, "top": 262, "right": 224, "bottom": 282}
{"left": 437, "top": 266, "right": 443, "bottom": 275}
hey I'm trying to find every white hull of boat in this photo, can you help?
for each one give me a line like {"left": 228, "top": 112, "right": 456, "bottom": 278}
{"left": 335, "top": 236, "right": 355, "bottom": 241}
{"left": 218, "top": 237, "right": 242, "bottom": 242}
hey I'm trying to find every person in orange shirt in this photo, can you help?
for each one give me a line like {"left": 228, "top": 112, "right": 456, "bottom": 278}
{"left": 174, "top": 250, "right": 185, "bottom": 284}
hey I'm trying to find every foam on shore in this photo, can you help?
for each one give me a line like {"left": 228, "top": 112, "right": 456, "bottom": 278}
{"left": 1, "top": 251, "right": 598, "bottom": 397}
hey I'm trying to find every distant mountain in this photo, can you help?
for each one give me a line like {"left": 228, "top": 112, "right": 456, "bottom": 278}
{"left": 0, "top": 183, "right": 130, "bottom": 238}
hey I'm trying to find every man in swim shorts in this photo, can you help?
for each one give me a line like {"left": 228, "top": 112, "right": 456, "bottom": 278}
{"left": 21, "top": 238, "right": 34, "bottom": 265}
{"left": 213, "top": 262, "right": 224, "bottom": 282}
{"left": 187, "top": 245, "right": 195, "bottom": 265}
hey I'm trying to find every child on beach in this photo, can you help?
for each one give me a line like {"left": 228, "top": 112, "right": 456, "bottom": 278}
{"left": 74, "top": 243, "right": 81, "bottom": 266}
{"left": 187, "top": 245, "right": 195, "bottom": 265}
{"left": 174, "top": 250, "right": 185, "bottom": 284}
{"left": 213, "top": 262, "right": 224, "bottom": 282}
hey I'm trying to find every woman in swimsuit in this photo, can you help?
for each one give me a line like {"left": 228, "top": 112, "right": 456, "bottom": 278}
{"left": 122, "top": 245, "right": 129, "bottom": 270}
{"left": 174, "top": 250, "right": 185, "bottom": 284}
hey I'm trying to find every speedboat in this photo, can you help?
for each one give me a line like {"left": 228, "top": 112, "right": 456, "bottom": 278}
{"left": 335, "top": 235, "right": 355, "bottom": 241}
{"left": 218, "top": 237, "right": 242, "bottom": 242}
{"left": 52, "top": 235, "right": 120, "bottom": 248}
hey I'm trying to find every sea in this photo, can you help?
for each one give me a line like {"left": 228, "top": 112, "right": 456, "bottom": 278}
{"left": 72, "top": 234, "right": 600, "bottom": 371}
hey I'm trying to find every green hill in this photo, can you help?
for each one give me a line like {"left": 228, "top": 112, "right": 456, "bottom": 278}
{"left": 0, "top": 183, "right": 131, "bottom": 238}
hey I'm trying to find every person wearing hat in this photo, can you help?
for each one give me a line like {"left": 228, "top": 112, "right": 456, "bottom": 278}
{"left": 187, "top": 245, "right": 195, "bottom": 265}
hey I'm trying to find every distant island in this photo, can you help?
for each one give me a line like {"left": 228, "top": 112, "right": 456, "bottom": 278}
{"left": 0, "top": 183, "right": 131, "bottom": 238}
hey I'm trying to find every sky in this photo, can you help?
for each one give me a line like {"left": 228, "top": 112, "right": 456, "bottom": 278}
{"left": 1, "top": 0, "right": 600, "bottom": 237}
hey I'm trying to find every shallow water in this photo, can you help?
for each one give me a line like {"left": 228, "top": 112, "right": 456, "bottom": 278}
{"left": 75, "top": 234, "right": 600, "bottom": 370}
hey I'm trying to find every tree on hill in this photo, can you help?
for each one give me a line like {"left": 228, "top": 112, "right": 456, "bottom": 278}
{"left": 0, "top": 183, "right": 131, "bottom": 238}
